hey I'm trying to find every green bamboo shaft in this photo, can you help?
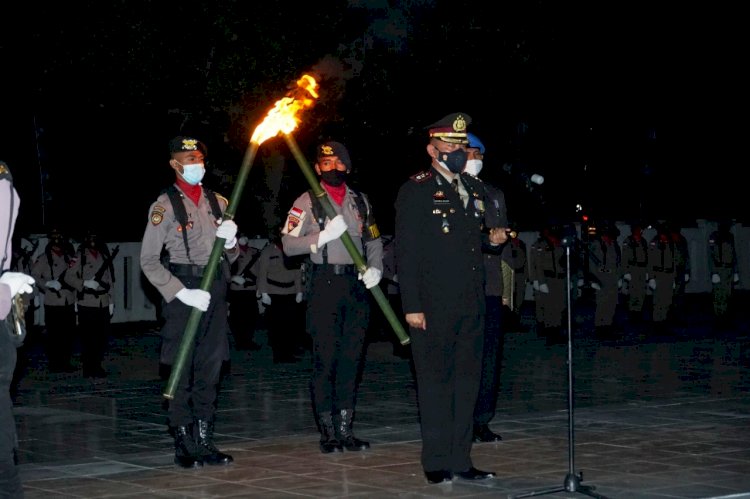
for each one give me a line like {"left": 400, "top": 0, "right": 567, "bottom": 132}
{"left": 163, "top": 141, "right": 260, "bottom": 399}
{"left": 283, "top": 134, "right": 410, "bottom": 346}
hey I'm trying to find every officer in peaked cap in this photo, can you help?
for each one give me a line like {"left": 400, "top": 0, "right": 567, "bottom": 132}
{"left": 394, "top": 113, "right": 505, "bottom": 484}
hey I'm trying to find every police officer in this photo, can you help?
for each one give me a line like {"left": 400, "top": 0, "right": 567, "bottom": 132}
{"left": 529, "top": 222, "right": 570, "bottom": 344}
{"left": 621, "top": 222, "right": 649, "bottom": 323}
{"left": 66, "top": 230, "right": 115, "bottom": 378}
{"left": 463, "top": 132, "right": 509, "bottom": 443}
{"left": 1, "top": 160, "right": 36, "bottom": 498}
{"left": 395, "top": 113, "right": 506, "bottom": 484}
{"left": 140, "top": 136, "right": 240, "bottom": 468}
{"left": 708, "top": 220, "right": 740, "bottom": 328}
{"left": 228, "top": 234, "right": 262, "bottom": 350}
{"left": 31, "top": 228, "right": 78, "bottom": 372}
{"left": 587, "top": 221, "right": 622, "bottom": 338}
{"left": 281, "top": 140, "right": 383, "bottom": 454}
{"left": 255, "top": 232, "right": 305, "bottom": 363}
{"left": 648, "top": 222, "right": 677, "bottom": 332}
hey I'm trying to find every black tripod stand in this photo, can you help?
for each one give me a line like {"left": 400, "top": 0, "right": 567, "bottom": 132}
{"left": 510, "top": 234, "right": 610, "bottom": 499}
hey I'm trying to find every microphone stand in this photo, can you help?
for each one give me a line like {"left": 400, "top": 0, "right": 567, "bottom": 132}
{"left": 511, "top": 232, "right": 610, "bottom": 499}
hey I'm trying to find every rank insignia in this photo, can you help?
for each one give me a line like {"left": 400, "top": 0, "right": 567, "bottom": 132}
{"left": 176, "top": 221, "right": 194, "bottom": 232}
{"left": 411, "top": 170, "right": 433, "bottom": 183}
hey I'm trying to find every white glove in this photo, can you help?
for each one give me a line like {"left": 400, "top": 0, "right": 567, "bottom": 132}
{"left": 733, "top": 273, "right": 740, "bottom": 283}
{"left": 46, "top": 280, "right": 62, "bottom": 291}
{"left": 231, "top": 275, "right": 246, "bottom": 286}
{"left": 317, "top": 215, "right": 348, "bottom": 248}
{"left": 684, "top": 274, "right": 690, "bottom": 283}
{"left": 0, "top": 272, "right": 35, "bottom": 297}
{"left": 260, "top": 292, "right": 272, "bottom": 305}
{"left": 617, "top": 279, "right": 623, "bottom": 289}
{"left": 216, "top": 219, "right": 238, "bottom": 249}
{"left": 577, "top": 278, "right": 584, "bottom": 288}
{"left": 591, "top": 282, "right": 601, "bottom": 291}
{"left": 295, "top": 292, "right": 303, "bottom": 303}
{"left": 648, "top": 278, "right": 656, "bottom": 290}
{"left": 539, "top": 283, "right": 550, "bottom": 294}
{"left": 711, "top": 273, "right": 720, "bottom": 284}
{"left": 623, "top": 273, "right": 632, "bottom": 282}
{"left": 532, "top": 280, "right": 540, "bottom": 291}
{"left": 359, "top": 267, "right": 382, "bottom": 289}
{"left": 175, "top": 288, "right": 211, "bottom": 311}
{"left": 83, "top": 279, "right": 101, "bottom": 290}
{"left": 108, "top": 303, "right": 114, "bottom": 316}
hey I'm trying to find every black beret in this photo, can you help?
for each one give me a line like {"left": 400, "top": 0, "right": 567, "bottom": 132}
{"left": 168, "top": 136, "right": 207, "bottom": 156}
{"left": 317, "top": 141, "right": 351, "bottom": 170}
{"left": 425, "top": 112, "right": 472, "bottom": 144}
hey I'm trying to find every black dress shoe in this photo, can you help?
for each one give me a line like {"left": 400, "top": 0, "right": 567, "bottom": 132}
{"left": 473, "top": 424, "right": 502, "bottom": 442}
{"left": 455, "top": 467, "right": 495, "bottom": 480}
{"left": 424, "top": 469, "right": 453, "bottom": 484}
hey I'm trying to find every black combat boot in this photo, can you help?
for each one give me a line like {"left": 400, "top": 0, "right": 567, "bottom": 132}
{"left": 195, "top": 419, "right": 233, "bottom": 465}
{"left": 173, "top": 425, "right": 202, "bottom": 468}
{"left": 317, "top": 411, "right": 343, "bottom": 454}
{"left": 336, "top": 408, "right": 369, "bottom": 451}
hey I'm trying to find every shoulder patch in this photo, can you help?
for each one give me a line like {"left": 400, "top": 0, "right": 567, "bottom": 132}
{"left": 411, "top": 170, "right": 433, "bottom": 183}
{"left": 150, "top": 211, "right": 164, "bottom": 225}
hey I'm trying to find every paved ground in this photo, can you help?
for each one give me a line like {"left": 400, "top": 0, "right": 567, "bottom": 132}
{"left": 9, "top": 292, "right": 750, "bottom": 498}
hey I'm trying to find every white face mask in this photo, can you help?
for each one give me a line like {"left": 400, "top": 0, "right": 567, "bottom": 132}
{"left": 177, "top": 162, "right": 205, "bottom": 185}
{"left": 464, "top": 159, "right": 483, "bottom": 177}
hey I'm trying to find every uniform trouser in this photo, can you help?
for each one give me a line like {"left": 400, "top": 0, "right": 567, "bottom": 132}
{"left": 712, "top": 269, "right": 733, "bottom": 317}
{"left": 77, "top": 305, "right": 110, "bottom": 373}
{"left": 266, "top": 294, "right": 304, "bottom": 358}
{"left": 627, "top": 270, "right": 648, "bottom": 312}
{"left": 411, "top": 309, "right": 483, "bottom": 473}
{"left": 652, "top": 272, "right": 674, "bottom": 322}
{"left": 160, "top": 276, "right": 229, "bottom": 427}
{"left": 540, "top": 277, "right": 567, "bottom": 328}
{"left": 44, "top": 304, "right": 76, "bottom": 369}
{"left": 228, "top": 289, "right": 258, "bottom": 347}
{"left": 307, "top": 270, "right": 369, "bottom": 415}
{"left": 512, "top": 272, "right": 527, "bottom": 313}
{"left": 593, "top": 274, "right": 619, "bottom": 327}
{"left": 0, "top": 321, "right": 23, "bottom": 498}
{"left": 474, "top": 296, "right": 502, "bottom": 426}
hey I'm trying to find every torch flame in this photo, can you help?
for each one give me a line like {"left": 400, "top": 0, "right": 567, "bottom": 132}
{"left": 251, "top": 74, "right": 319, "bottom": 145}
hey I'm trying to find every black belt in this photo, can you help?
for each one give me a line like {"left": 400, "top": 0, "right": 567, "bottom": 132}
{"left": 313, "top": 263, "right": 358, "bottom": 276}
{"left": 169, "top": 263, "right": 221, "bottom": 280}
{"left": 267, "top": 277, "right": 296, "bottom": 288}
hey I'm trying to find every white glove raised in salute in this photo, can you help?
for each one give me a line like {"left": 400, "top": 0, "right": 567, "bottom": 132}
{"left": 175, "top": 288, "right": 211, "bottom": 312}
{"left": 0, "top": 271, "right": 35, "bottom": 297}
{"left": 84, "top": 279, "right": 101, "bottom": 290}
{"left": 317, "top": 215, "right": 347, "bottom": 248}
{"left": 216, "top": 219, "right": 238, "bottom": 249}
{"left": 358, "top": 267, "right": 382, "bottom": 289}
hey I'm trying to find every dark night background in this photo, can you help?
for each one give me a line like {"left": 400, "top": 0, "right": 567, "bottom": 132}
{"left": 0, "top": 1, "right": 743, "bottom": 242}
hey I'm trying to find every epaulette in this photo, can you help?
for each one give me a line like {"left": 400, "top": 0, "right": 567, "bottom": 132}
{"left": 0, "top": 161, "right": 11, "bottom": 180}
{"left": 411, "top": 170, "right": 433, "bottom": 183}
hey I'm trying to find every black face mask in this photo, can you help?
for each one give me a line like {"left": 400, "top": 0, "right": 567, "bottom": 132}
{"left": 437, "top": 149, "right": 468, "bottom": 173}
{"left": 320, "top": 170, "right": 347, "bottom": 186}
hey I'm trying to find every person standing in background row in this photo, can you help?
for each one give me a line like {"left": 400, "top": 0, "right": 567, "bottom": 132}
{"left": 281, "top": 140, "right": 383, "bottom": 455}
{"left": 31, "top": 228, "right": 78, "bottom": 373}
{"left": 530, "top": 222, "right": 569, "bottom": 345}
{"left": 621, "top": 222, "right": 649, "bottom": 324}
{"left": 66, "top": 231, "right": 116, "bottom": 378}
{"left": 140, "top": 136, "right": 240, "bottom": 469}
{"left": 395, "top": 113, "right": 506, "bottom": 485}
{"left": 463, "top": 132, "right": 509, "bottom": 444}
{"left": 501, "top": 234, "right": 528, "bottom": 332}
{"left": 1, "top": 160, "right": 36, "bottom": 498}
{"left": 10, "top": 236, "right": 40, "bottom": 400}
{"left": 708, "top": 220, "right": 740, "bottom": 329}
{"left": 255, "top": 232, "right": 305, "bottom": 363}
{"left": 587, "top": 221, "right": 622, "bottom": 339}
{"left": 647, "top": 222, "right": 677, "bottom": 333}
{"left": 228, "top": 234, "right": 263, "bottom": 351}
{"left": 669, "top": 223, "right": 690, "bottom": 325}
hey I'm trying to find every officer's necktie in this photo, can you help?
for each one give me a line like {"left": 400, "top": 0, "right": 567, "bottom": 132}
{"left": 451, "top": 178, "right": 459, "bottom": 193}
